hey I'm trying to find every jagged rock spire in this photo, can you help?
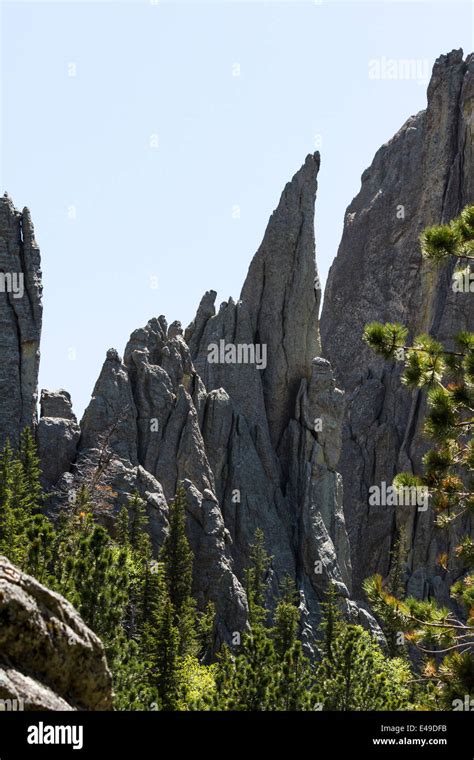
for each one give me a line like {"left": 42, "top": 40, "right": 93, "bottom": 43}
{"left": 240, "top": 152, "right": 322, "bottom": 448}
{"left": 320, "top": 49, "right": 474, "bottom": 595}
{"left": 0, "top": 196, "right": 42, "bottom": 447}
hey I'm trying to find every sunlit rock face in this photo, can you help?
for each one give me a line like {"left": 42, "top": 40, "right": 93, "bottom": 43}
{"left": 0, "top": 196, "right": 42, "bottom": 449}
{"left": 321, "top": 50, "right": 474, "bottom": 601}
{"left": 5, "top": 50, "right": 471, "bottom": 651}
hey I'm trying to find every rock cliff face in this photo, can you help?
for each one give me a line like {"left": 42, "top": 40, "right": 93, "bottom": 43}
{"left": 54, "top": 151, "right": 356, "bottom": 646}
{"left": 0, "top": 556, "right": 113, "bottom": 710}
{"left": 37, "top": 390, "right": 80, "bottom": 487}
{"left": 0, "top": 195, "right": 42, "bottom": 449}
{"left": 321, "top": 49, "right": 474, "bottom": 600}
{"left": 1, "top": 49, "right": 471, "bottom": 662}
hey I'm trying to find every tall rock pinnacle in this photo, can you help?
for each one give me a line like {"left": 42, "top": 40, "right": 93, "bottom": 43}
{"left": 18, "top": 57, "right": 473, "bottom": 646}
{"left": 321, "top": 49, "right": 474, "bottom": 596}
{"left": 47, "top": 151, "right": 356, "bottom": 645}
{"left": 240, "top": 152, "right": 322, "bottom": 449}
{"left": 0, "top": 196, "right": 42, "bottom": 447}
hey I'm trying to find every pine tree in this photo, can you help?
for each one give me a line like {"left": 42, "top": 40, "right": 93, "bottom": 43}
{"left": 0, "top": 439, "right": 16, "bottom": 560}
{"left": 71, "top": 524, "right": 129, "bottom": 642}
{"left": 315, "top": 623, "right": 411, "bottom": 710}
{"left": 73, "top": 485, "right": 95, "bottom": 533}
{"left": 160, "top": 485, "right": 196, "bottom": 656}
{"left": 0, "top": 438, "right": 221, "bottom": 712}
{"left": 196, "top": 600, "right": 216, "bottom": 663}
{"left": 279, "top": 574, "right": 300, "bottom": 606}
{"left": 25, "top": 514, "right": 55, "bottom": 584}
{"left": 212, "top": 644, "right": 236, "bottom": 708}
{"left": 128, "top": 491, "right": 148, "bottom": 550}
{"left": 50, "top": 486, "right": 95, "bottom": 597}
{"left": 0, "top": 439, "right": 14, "bottom": 508}
{"left": 275, "top": 639, "right": 314, "bottom": 711}
{"left": 363, "top": 205, "right": 474, "bottom": 699}
{"left": 244, "top": 528, "right": 273, "bottom": 626}
{"left": 273, "top": 599, "right": 299, "bottom": 658}
{"left": 0, "top": 437, "right": 38, "bottom": 568}
{"left": 319, "top": 583, "right": 343, "bottom": 662}
{"left": 19, "top": 427, "right": 42, "bottom": 512}
{"left": 218, "top": 625, "right": 279, "bottom": 711}
{"left": 155, "top": 596, "right": 183, "bottom": 710}
{"left": 120, "top": 493, "right": 156, "bottom": 635}
{"left": 144, "top": 562, "right": 183, "bottom": 710}
{"left": 419, "top": 204, "right": 474, "bottom": 264}
{"left": 363, "top": 534, "right": 409, "bottom": 658}
{"left": 116, "top": 505, "right": 130, "bottom": 549}
{"left": 213, "top": 532, "right": 317, "bottom": 711}
{"left": 272, "top": 592, "right": 314, "bottom": 710}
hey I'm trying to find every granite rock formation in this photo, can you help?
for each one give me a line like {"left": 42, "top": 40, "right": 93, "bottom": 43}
{"left": 1, "top": 48, "right": 471, "bottom": 663}
{"left": 37, "top": 390, "right": 80, "bottom": 487}
{"left": 0, "top": 555, "right": 113, "bottom": 710}
{"left": 321, "top": 49, "right": 474, "bottom": 601}
{"left": 58, "top": 151, "right": 354, "bottom": 646}
{"left": 0, "top": 195, "right": 42, "bottom": 449}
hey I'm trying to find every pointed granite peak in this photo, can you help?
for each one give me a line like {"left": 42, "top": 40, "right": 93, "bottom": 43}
{"left": 320, "top": 50, "right": 473, "bottom": 594}
{"left": 239, "top": 151, "right": 321, "bottom": 448}
{"left": 0, "top": 196, "right": 42, "bottom": 447}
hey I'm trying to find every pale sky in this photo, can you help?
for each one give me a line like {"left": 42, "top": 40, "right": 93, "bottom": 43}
{"left": 1, "top": 0, "right": 472, "bottom": 417}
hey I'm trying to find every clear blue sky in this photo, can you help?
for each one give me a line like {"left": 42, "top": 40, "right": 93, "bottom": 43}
{"left": 1, "top": 0, "right": 472, "bottom": 418}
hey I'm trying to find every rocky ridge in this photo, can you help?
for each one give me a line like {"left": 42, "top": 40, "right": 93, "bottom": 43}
{"left": 0, "top": 49, "right": 472, "bottom": 663}
{"left": 321, "top": 49, "right": 473, "bottom": 602}
{"left": 0, "top": 195, "right": 42, "bottom": 450}
{"left": 41, "top": 151, "right": 357, "bottom": 646}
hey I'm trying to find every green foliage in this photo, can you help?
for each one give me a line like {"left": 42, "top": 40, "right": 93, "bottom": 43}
{"left": 70, "top": 526, "right": 129, "bottom": 641}
{"left": 211, "top": 551, "right": 412, "bottom": 712}
{"left": 363, "top": 322, "right": 408, "bottom": 360}
{"left": 279, "top": 574, "right": 300, "bottom": 605}
{"left": 25, "top": 514, "right": 55, "bottom": 584}
{"left": 0, "top": 441, "right": 215, "bottom": 711}
{"left": 211, "top": 530, "right": 314, "bottom": 711}
{"left": 179, "top": 655, "right": 216, "bottom": 710}
{"left": 244, "top": 527, "right": 273, "bottom": 626}
{"left": 150, "top": 592, "right": 182, "bottom": 710}
{"left": 277, "top": 639, "right": 314, "bottom": 711}
{"left": 19, "top": 428, "right": 43, "bottom": 511}
{"left": 362, "top": 536, "right": 409, "bottom": 659}
{"left": 215, "top": 624, "right": 280, "bottom": 710}
{"left": 420, "top": 205, "right": 474, "bottom": 262}
{"left": 196, "top": 600, "right": 216, "bottom": 662}
{"left": 318, "top": 583, "right": 344, "bottom": 662}
{"left": 437, "top": 652, "right": 474, "bottom": 708}
{"left": 118, "top": 493, "right": 155, "bottom": 635}
{"left": 0, "top": 437, "right": 40, "bottom": 567}
{"left": 160, "top": 486, "right": 197, "bottom": 657}
{"left": 363, "top": 206, "right": 474, "bottom": 703}
{"left": 314, "top": 623, "right": 412, "bottom": 710}
{"left": 273, "top": 600, "right": 299, "bottom": 657}
{"left": 0, "top": 432, "right": 440, "bottom": 711}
